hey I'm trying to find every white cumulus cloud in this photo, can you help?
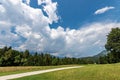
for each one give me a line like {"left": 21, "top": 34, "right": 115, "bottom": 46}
{"left": 94, "top": 6, "right": 115, "bottom": 15}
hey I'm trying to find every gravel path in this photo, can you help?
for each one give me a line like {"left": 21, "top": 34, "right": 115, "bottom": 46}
{"left": 0, "top": 66, "right": 83, "bottom": 80}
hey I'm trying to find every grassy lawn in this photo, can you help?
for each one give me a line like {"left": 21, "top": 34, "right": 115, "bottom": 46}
{"left": 13, "top": 63, "right": 120, "bottom": 80}
{"left": 0, "top": 65, "right": 77, "bottom": 76}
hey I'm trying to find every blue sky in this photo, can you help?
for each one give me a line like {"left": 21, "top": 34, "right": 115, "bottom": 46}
{"left": 30, "top": 0, "right": 119, "bottom": 29}
{"left": 50, "top": 0, "right": 118, "bottom": 29}
{"left": 0, "top": 0, "right": 120, "bottom": 57}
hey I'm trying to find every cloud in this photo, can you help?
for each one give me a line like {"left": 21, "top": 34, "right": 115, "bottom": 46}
{"left": 0, "top": 0, "right": 58, "bottom": 51}
{"left": 0, "top": 0, "right": 120, "bottom": 57}
{"left": 38, "top": 0, "right": 59, "bottom": 24}
{"left": 94, "top": 6, "right": 115, "bottom": 15}
{"left": 22, "top": 0, "right": 30, "bottom": 5}
{"left": 0, "top": 5, "right": 6, "bottom": 13}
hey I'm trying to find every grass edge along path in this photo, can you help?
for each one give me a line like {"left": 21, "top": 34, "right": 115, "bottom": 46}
{"left": 0, "top": 65, "right": 79, "bottom": 76}
{"left": 0, "top": 66, "right": 83, "bottom": 80}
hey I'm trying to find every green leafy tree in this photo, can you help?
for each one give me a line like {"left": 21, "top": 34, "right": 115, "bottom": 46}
{"left": 44, "top": 54, "right": 52, "bottom": 66}
{"left": 3, "top": 49, "right": 15, "bottom": 66}
{"left": 52, "top": 57, "right": 59, "bottom": 65}
{"left": 0, "top": 57, "right": 4, "bottom": 66}
{"left": 23, "top": 50, "right": 30, "bottom": 58}
{"left": 105, "top": 28, "right": 120, "bottom": 63}
{"left": 99, "top": 56, "right": 108, "bottom": 64}
{"left": 14, "top": 55, "right": 21, "bottom": 66}
{"left": 22, "top": 50, "right": 30, "bottom": 65}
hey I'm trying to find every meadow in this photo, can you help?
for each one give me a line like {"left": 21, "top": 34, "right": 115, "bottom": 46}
{"left": 0, "top": 65, "right": 76, "bottom": 76}
{"left": 12, "top": 63, "right": 120, "bottom": 80}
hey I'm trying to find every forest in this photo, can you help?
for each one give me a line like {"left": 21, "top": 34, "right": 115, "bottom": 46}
{"left": 0, "top": 46, "right": 96, "bottom": 66}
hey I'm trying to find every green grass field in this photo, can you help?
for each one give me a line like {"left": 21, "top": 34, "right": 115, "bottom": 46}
{"left": 0, "top": 65, "right": 76, "bottom": 76}
{"left": 13, "top": 63, "right": 120, "bottom": 80}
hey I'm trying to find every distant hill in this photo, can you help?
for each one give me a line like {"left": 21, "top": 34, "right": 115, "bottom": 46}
{"left": 93, "top": 50, "right": 107, "bottom": 58}
{"left": 80, "top": 50, "right": 108, "bottom": 64}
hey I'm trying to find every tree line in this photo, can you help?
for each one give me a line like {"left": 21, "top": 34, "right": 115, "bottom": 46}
{"left": 0, "top": 46, "right": 96, "bottom": 66}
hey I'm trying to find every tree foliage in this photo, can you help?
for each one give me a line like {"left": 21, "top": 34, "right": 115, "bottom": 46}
{"left": 0, "top": 46, "right": 95, "bottom": 66}
{"left": 99, "top": 28, "right": 120, "bottom": 64}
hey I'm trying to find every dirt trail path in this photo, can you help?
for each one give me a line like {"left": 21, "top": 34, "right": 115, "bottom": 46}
{"left": 0, "top": 66, "right": 83, "bottom": 80}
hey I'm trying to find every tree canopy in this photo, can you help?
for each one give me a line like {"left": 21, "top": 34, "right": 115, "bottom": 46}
{"left": 0, "top": 46, "right": 95, "bottom": 66}
{"left": 99, "top": 28, "right": 120, "bottom": 64}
